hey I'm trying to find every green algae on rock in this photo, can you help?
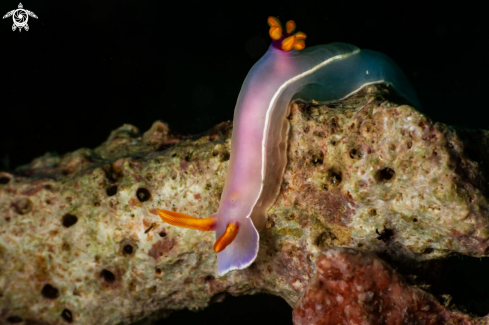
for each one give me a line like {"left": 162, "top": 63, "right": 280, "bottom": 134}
{"left": 1, "top": 85, "right": 489, "bottom": 324}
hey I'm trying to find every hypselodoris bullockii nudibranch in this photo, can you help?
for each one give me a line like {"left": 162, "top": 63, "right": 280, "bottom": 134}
{"left": 157, "top": 17, "right": 420, "bottom": 276}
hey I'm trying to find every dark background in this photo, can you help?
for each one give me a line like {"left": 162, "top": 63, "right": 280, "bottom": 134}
{"left": 1, "top": 0, "right": 488, "bottom": 324}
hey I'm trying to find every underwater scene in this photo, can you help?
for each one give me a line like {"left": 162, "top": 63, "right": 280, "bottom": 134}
{"left": 1, "top": 0, "right": 489, "bottom": 324}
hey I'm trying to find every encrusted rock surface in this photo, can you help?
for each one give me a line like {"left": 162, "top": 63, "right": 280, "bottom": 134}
{"left": 1, "top": 85, "right": 489, "bottom": 324}
{"left": 293, "top": 247, "right": 476, "bottom": 325}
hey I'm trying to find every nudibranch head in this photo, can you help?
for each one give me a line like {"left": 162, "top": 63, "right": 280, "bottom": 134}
{"left": 267, "top": 16, "right": 307, "bottom": 51}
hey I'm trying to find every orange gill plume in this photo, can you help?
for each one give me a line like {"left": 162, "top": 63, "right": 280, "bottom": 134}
{"left": 267, "top": 16, "right": 307, "bottom": 51}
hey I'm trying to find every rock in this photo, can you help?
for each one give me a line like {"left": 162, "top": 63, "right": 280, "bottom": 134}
{"left": 1, "top": 85, "right": 489, "bottom": 324}
{"left": 293, "top": 247, "right": 479, "bottom": 325}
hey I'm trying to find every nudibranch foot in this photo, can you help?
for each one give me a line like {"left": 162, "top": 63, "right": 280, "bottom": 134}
{"left": 216, "top": 217, "right": 259, "bottom": 276}
{"left": 213, "top": 222, "right": 240, "bottom": 253}
{"left": 157, "top": 209, "right": 215, "bottom": 231}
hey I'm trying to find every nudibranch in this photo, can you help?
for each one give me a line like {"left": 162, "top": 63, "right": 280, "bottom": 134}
{"left": 158, "top": 17, "right": 420, "bottom": 276}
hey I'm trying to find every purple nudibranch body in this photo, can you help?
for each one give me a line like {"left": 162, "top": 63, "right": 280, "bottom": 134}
{"left": 157, "top": 18, "right": 419, "bottom": 276}
{"left": 214, "top": 42, "right": 419, "bottom": 275}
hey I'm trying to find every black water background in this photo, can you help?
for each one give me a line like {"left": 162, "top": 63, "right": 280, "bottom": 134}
{"left": 1, "top": 0, "right": 488, "bottom": 323}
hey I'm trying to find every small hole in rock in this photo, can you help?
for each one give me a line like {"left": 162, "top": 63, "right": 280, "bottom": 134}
{"left": 308, "top": 150, "right": 324, "bottom": 165}
{"left": 136, "top": 188, "right": 151, "bottom": 202}
{"left": 61, "top": 309, "right": 73, "bottom": 323}
{"left": 329, "top": 171, "right": 342, "bottom": 186}
{"left": 158, "top": 143, "right": 175, "bottom": 151}
{"left": 106, "top": 185, "right": 118, "bottom": 196}
{"left": 62, "top": 214, "right": 78, "bottom": 228}
{"left": 13, "top": 198, "right": 32, "bottom": 215}
{"left": 0, "top": 177, "right": 10, "bottom": 184}
{"left": 7, "top": 316, "right": 23, "bottom": 323}
{"left": 350, "top": 148, "right": 357, "bottom": 158}
{"left": 375, "top": 167, "right": 395, "bottom": 182}
{"left": 413, "top": 218, "right": 418, "bottom": 222}
{"left": 101, "top": 269, "right": 116, "bottom": 282}
{"left": 155, "top": 268, "right": 162, "bottom": 275}
{"left": 123, "top": 244, "right": 134, "bottom": 255}
{"left": 349, "top": 148, "right": 362, "bottom": 159}
{"left": 221, "top": 151, "right": 230, "bottom": 161}
{"left": 41, "top": 284, "right": 59, "bottom": 299}
{"left": 159, "top": 231, "right": 167, "bottom": 237}
{"left": 376, "top": 227, "right": 394, "bottom": 243}
{"left": 102, "top": 163, "right": 123, "bottom": 183}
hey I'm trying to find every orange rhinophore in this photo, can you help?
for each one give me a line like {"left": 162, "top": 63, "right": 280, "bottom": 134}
{"left": 157, "top": 209, "right": 240, "bottom": 253}
{"left": 267, "top": 16, "right": 307, "bottom": 51}
{"left": 157, "top": 209, "right": 215, "bottom": 231}
{"left": 213, "top": 222, "right": 240, "bottom": 253}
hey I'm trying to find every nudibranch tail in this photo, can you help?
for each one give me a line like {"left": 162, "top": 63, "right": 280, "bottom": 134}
{"left": 267, "top": 16, "right": 307, "bottom": 51}
{"left": 157, "top": 209, "right": 215, "bottom": 231}
{"left": 213, "top": 222, "right": 240, "bottom": 253}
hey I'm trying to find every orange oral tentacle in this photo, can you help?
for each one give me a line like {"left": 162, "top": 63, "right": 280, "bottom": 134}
{"left": 213, "top": 222, "right": 240, "bottom": 253}
{"left": 157, "top": 209, "right": 215, "bottom": 231}
{"left": 281, "top": 35, "right": 296, "bottom": 51}
{"left": 286, "top": 20, "right": 296, "bottom": 34}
